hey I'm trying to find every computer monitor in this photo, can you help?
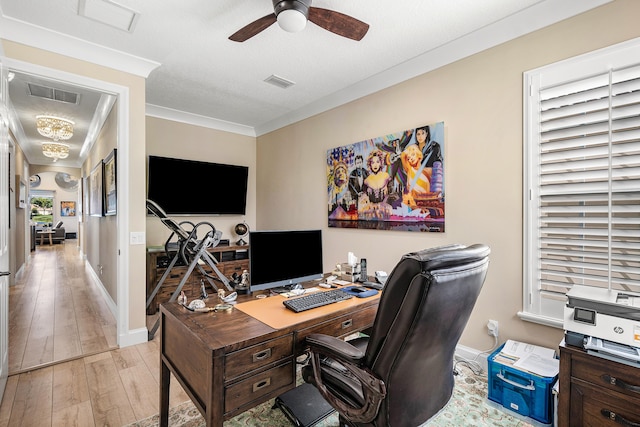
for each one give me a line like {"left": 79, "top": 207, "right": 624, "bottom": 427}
{"left": 249, "top": 229, "right": 323, "bottom": 292}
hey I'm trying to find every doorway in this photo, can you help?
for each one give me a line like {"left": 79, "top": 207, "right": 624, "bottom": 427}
{"left": 2, "top": 55, "right": 135, "bottom": 370}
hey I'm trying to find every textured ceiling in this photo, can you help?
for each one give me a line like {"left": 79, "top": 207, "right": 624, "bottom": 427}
{"left": 0, "top": 0, "right": 611, "bottom": 166}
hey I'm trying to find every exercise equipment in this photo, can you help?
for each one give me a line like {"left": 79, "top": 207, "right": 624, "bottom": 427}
{"left": 146, "top": 199, "right": 234, "bottom": 339}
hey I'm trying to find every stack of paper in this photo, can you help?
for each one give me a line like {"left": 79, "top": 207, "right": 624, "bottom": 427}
{"left": 496, "top": 340, "right": 559, "bottom": 378}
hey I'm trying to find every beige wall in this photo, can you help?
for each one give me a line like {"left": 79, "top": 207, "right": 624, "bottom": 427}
{"left": 82, "top": 104, "right": 118, "bottom": 302}
{"left": 9, "top": 132, "right": 27, "bottom": 284}
{"left": 2, "top": 40, "right": 148, "bottom": 337}
{"left": 255, "top": 0, "right": 640, "bottom": 351}
{"left": 145, "top": 116, "right": 257, "bottom": 245}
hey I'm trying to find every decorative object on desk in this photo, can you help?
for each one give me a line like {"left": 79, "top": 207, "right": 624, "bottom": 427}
{"left": 103, "top": 148, "right": 117, "bottom": 215}
{"left": 178, "top": 291, "right": 187, "bottom": 305}
{"left": 220, "top": 291, "right": 237, "bottom": 303}
{"left": 235, "top": 269, "right": 251, "bottom": 294}
{"left": 234, "top": 221, "right": 249, "bottom": 245}
{"left": 89, "top": 159, "right": 103, "bottom": 216}
{"left": 327, "top": 121, "right": 445, "bottom": 232}
{"left": 188, "top": 299, "right": 206, "bottom": 310}
{"left": 199, "top": 280, "right": 208, "bottom": 299}
{"left": 123, "top": 364, "right": 532, "bottom": 427}
{"left": 60, "top": 201, "right": 76, "bottom": 217}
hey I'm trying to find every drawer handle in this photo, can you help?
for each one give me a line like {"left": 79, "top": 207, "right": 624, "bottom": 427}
{"left": 496, "top": 372, "right": 535, "bottom": 391}
{"left": 602, "top": 374, "right": 640, "bottom": 394}
{"left": 252, "top": 377, "right": 271, "bottom": 393}
{"left": 601, "top": 409, "right": 640, "bottom": 426}
{"left": 341, "top": 319, "right": 353, "bottom": 329}
{"left": 252, "top": 348, "right": 272, "bottom": 362}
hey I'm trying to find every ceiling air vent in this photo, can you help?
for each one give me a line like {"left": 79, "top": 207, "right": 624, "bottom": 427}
{"left": 28, "top": 83, "right": 79, "bottom": 104}
{"left": 264, "top": 75, "right": 295, "bottom": 89}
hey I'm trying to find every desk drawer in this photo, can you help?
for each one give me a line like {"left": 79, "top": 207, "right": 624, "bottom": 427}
{"left": 226, "top": 334, "right": 293, "bottom": 380}
{"left": 295, "top": 304, "right": 377, "bottom": 352}
{"left": 572, "top": 353, "right": 640, "bottom": 400}
{"left": 225, "top": 361, "right": 294, "bottom": 413}
{"left": 570, "top": 379, "right": 640, "bottom": 426}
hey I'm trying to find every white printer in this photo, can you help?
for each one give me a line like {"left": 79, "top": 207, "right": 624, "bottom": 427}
{"left": 564, "top": 285, "right": 640, "bottom": 349}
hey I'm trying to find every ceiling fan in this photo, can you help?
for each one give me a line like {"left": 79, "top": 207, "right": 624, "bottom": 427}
{"left": 229, "top": 0, "right": 369, "bottom": 42}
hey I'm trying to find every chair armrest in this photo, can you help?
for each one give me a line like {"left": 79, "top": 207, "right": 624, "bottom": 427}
{"left": 306, "top": 334, "right": 365, "bottom": 363}
{"left": 306, "top": 333, "right": 386, "bottom": 423}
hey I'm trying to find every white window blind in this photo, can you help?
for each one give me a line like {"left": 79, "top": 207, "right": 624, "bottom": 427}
{"left": 523, "top": 39, "right": 640, "bottom": 326}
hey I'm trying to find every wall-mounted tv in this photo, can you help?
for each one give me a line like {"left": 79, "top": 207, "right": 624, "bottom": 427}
{"left": 147, "top": 155, "right": 248, "bottom": 215}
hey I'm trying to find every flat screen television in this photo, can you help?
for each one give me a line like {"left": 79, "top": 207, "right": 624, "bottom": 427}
{"left": 249, "top": 229, "right": 323, "bottom": 292}
{"left": 147, "top": 155, "right": 248, "bottom": 215}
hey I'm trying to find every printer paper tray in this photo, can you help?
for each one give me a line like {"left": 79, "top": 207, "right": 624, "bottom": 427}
{"left": 584, "top": 336, "right": 640, "bottom": 363}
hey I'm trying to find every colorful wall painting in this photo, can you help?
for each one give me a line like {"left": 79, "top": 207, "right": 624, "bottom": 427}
{"left": 327, "top": 122, "right": 444, "bottom": 232}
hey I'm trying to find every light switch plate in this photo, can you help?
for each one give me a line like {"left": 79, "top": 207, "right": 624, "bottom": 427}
{"left": 130, "top": 231, "right": 145, "bottom": 245}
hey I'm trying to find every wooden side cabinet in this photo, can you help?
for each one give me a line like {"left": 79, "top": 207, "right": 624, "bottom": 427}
{"left": 146, "top": 244, "right": 249, "bottom": 314}
{"left": 558, "top": 342, "right": 640, "bottom": 427}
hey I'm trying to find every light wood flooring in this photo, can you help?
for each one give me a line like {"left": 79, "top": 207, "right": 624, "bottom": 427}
{"left": 8, "top": 241, "right": 117, "bottom": 374}
{"left": 0, "top": 240, "right": 190, "bottom": 426}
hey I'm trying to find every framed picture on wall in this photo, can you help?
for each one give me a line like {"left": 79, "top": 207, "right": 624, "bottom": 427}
{"left": 89, "top": 160, "right": 103, "bottom": 217}
{"left": 61, "top": 201, "right": 76, "bottom": 216}
{"left": 104, "top": 149, "right": 117, "bottom": 216}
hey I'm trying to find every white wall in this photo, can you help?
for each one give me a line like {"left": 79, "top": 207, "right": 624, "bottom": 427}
{"left": 30, "top": 171, "right": 79, "bottom": 235}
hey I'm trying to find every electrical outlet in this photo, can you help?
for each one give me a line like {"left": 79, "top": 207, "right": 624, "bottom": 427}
{"left": 487, "top": 319, "right": 499, "bottom": 337}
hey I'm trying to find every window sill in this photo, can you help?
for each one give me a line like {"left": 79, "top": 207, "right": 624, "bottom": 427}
{"left": 517, "top": 311, "right": 563, "bottom": 329}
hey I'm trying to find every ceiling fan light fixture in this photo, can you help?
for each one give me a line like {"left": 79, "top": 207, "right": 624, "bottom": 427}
{"left": 274, "top": 0, "right": 310, "bottom": 33}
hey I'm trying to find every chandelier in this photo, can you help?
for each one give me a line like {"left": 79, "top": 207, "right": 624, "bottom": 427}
{"left": 36, "top": 115, "right": 74, "bottom": 141}
{"left": 42, "top": 142, "right": 70, "bottom": 162}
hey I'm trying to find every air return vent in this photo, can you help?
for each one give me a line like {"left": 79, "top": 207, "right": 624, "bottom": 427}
{"left": 264, "top": 75, "right": 295, "bottom": 89}
{"left": 28, "top": 83, "right": 79, "bottom": 104}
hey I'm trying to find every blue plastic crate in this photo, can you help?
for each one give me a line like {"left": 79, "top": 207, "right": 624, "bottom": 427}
{"left": 487, "top": 343, "right": 557, "bottom": 424}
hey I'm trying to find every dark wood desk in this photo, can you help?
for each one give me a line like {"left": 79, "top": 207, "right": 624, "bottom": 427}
{"left": 160, "top": 288, "right": 380, "bottom": 427}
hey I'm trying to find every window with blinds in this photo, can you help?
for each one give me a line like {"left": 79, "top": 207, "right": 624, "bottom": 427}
{"left": 522, "top": 38, "right": 640, "bottom": 326}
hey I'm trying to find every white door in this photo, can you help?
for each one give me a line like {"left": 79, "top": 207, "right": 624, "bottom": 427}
{"left": 0, "top": 60, "right": 10, "bottom": 402}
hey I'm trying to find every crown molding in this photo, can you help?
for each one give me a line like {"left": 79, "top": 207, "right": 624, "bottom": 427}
{"left": 254, "top": 0, "right": 612, "bottom": 136}
{"left": 146, "top": 104, "right": 256, "bottom": 137}
{"left": 0, "top": 14, "right": 159, "bottom": 78}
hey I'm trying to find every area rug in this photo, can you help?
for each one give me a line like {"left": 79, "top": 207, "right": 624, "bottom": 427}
{"left": 125, "top": 365, "right": 534, "bottom": 426}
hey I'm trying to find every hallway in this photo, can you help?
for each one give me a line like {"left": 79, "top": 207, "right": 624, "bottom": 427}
{"left": 8, "top": 240, "right": 117, "bottom": 374}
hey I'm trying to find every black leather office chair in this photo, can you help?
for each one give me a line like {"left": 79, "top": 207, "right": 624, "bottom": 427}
{"left": 302, "top": 243, "right": 491, "bottom": 427}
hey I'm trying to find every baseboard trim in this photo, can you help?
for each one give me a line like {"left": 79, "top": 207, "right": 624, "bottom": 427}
{"left": 119, "top": 327, "right": 148, "bottom": 348}
{"left": 455, "top": 343, "right": 493, "bottom": 373}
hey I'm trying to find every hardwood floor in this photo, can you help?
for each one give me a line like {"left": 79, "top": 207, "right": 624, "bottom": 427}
{"left": 8, "top": 240, "right": 117, "bottom": 374}
{"left": 0, "top": 240, "right": 190, "bottom": 426}
{"left": 0, "top": 328, "right": 190, "bottom": 426}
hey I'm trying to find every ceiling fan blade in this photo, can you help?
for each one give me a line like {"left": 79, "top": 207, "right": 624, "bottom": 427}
{"left": 229, "top": 13, "right": 277, "bottom": 42}
{"left": 308, "top": 7, "right": 369, "bottom": 41}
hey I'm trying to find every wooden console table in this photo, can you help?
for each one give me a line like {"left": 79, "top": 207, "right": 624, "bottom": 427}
{"left": 159, "top": 286, "right": 380, "bottom": 427}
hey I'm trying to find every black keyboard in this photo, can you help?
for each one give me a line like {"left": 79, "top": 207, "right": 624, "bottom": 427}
{"left": 283, "top": 289, "right": 353, "bottom": 313}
